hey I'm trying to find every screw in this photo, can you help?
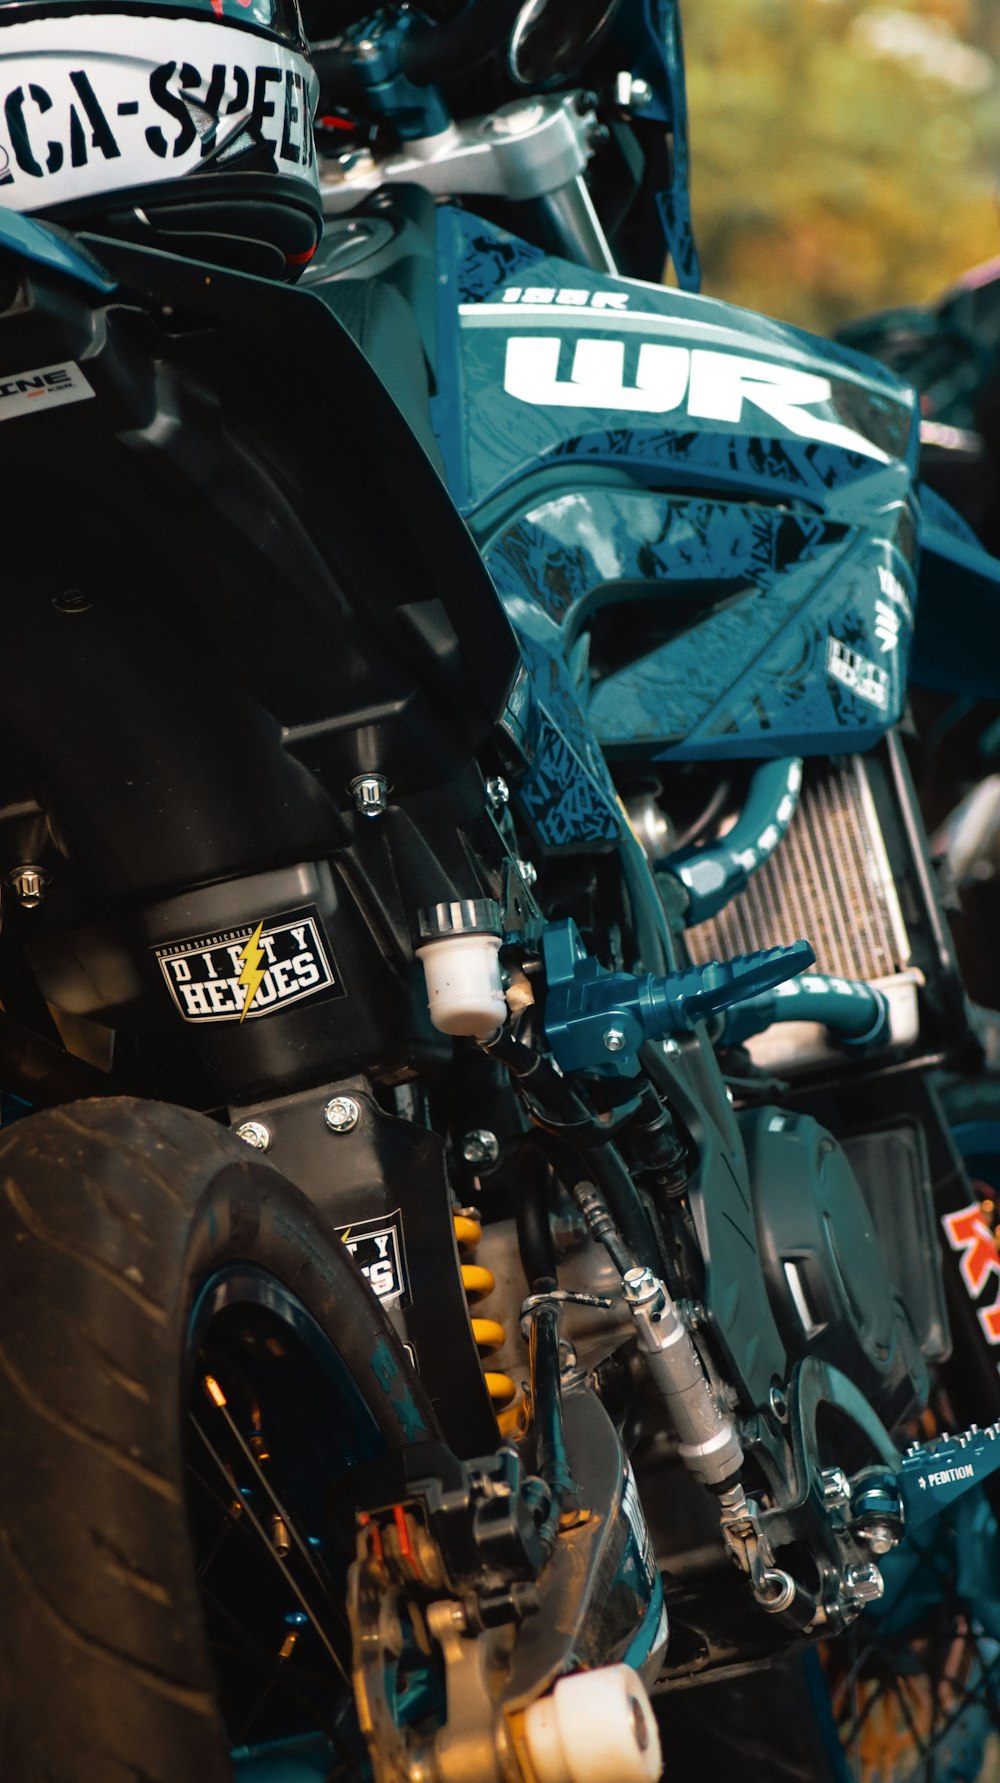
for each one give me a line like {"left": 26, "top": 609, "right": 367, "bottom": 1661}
{"left": 8, "top": 866, "right": 46, "bottom": 908}
{"left": 461, "top": 1128, "right": 500, "bottom": 1168}
{"left": 859, "top": 1518, "right": 900, "bottom": 1556}
{"left": 349, "top": 773, "right": 390, "bottom": 818}
{"left": 515, "top": 858, "right": 537, "bottom": 888}
{"left": 324, "top": 1095, "right": 361, "bottom": 1134}
{"left": 603, "top": 1026, "right": 627, "bottom": 1053}
{"left": 768, "top": 1383, "right": 789, "bottom": 1423}
{"left": 52, "top": 587, "right": 92, "bottom": 614}
{"left": 845, "top": 1561, "right": 884, "bottom": 1606}
{"left": 234, "top": 1120, "right": 272, "bottom": 1152}
{"left": 486, "top": 776, "right": 510, "bottom": 810}
{"left": 821, "top": 1467, "right": 851, "bottom": 1511}
{"left": 629, "top": 78, "right": 653, "bottom": 110}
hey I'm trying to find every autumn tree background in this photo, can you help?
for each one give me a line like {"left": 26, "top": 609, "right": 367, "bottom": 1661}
{"left": 683, "top": 0, "right": 1000, "bottom": 335}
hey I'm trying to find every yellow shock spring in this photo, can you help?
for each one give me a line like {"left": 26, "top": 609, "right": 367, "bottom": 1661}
{"left": 454, "top": 1211, "right": 521, "bottom": 1432}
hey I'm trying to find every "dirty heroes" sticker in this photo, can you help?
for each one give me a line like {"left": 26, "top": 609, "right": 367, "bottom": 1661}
{"left": 155, "top": 907, "right": 340, "bottom": 1024}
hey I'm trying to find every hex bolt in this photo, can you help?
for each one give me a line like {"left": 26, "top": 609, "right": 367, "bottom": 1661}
{"left": 234, "top": 1120, "right": 272, "bottom": 1152}
{"left": 516, "top": 858, "right": 538, "bottom": 888}
{"left": 324, "top": 1095, "right": 361, "bottom": 1134}
{"left": 768, "top": 1382, "right": 789, "bottom": 1424}
{"left": 821, "top": 1467, "right": 851, "bottom": 1512}
{"left": 461, "top": 1128, "right": 501, "bottom": 1168}
{"left": 8, "top": 866, "right": 47, "bottom": 909}
{"left": 350, "top": 773, "right": 390, "bottom": 818}
{"left": 603, "top": 1026, "right": 627, "bottom": 1053}
{"left": 845, "top": 1562, "right": 885, "bottom": 1606}
{"left": 486, "top": 776, "right": 510, "bottom": 811}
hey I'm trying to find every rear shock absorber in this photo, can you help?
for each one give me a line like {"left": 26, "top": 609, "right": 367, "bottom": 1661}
{"left": 453, "top": 1210, "right": 521, "bottom": 1433}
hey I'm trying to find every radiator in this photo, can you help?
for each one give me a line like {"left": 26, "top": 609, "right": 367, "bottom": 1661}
{"left": 685, "top": 757, "right": 919, "bottom": 1065}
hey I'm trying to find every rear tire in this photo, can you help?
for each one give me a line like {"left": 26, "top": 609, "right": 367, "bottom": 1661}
{"left": 0, "top": 1096, "right": 434, "bottom": 1783}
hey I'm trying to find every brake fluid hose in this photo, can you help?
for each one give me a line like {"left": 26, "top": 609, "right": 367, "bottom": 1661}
{"left": 720, "top": 973, "right": 892, "bottom": 1053}
{"left": 660, "top": 758, "right": 803, "bottom": 928}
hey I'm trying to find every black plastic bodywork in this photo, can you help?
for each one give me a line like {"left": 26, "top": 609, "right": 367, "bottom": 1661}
{"left": 226, "top": 1077, "right": 500, "bottom": 1457}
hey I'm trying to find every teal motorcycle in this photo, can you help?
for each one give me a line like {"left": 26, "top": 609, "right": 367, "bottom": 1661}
{"left": 1, "top": 2, "right": 999, "bottom": 1780}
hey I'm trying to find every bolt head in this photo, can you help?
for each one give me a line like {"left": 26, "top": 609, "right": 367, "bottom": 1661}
{"left": 461, "top": 1128, "right": 500, "bottom": 1168}
{"left": 350, "top": 773, "right": 389, "bottom": 818}
{"left": 486, "top": 776, "right": 510, "bottom": 811}
{"left": 516, "top": 858, "right": 538, "bottom": 889}
{"left": 630, "top": 77, "right": 653, "bottom": 109}
{"left": 821, "top": 1467, "right": 851, "bottom": 1512}
{"left": 234, "top": 1120, "right": 272, "bottom": 1152}
{"left": 603, "top": 1026, "right": 627, "bottom": 1053}
{"left": 859, "top": 1518, "right": 900, "bottom": 1556}
{"left": 845, "top": 1561, "right": 885, "bottom": 1606}
{"left": 52, "top": 587, "right": 92, "bottom": 614}
{"left": 324, "top": 1095, "right": 361, "bottom": 1134}
{"left": 768, "top": 1383, "right": 789, "bottom": 1423}
{"left": 8, "top": 866, "right": 46, "bottom": 908}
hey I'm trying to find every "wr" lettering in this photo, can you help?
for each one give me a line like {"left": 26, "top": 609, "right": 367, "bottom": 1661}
{"left": 503, "top": 338, "right": 891, "bottom": 464}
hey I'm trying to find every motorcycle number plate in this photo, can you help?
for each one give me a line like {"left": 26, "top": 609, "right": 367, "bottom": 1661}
{"left": 154, "top": 906, "right": 340, "bottom": 1024}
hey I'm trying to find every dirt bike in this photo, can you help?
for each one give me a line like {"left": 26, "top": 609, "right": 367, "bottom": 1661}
{"left": 3, "top": 2, "right": 1000, "bottom": 1781}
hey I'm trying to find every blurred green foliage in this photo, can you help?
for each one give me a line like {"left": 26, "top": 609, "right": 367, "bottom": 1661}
{"left": 683, "top": 0, "right": 1000, "bottom": 334}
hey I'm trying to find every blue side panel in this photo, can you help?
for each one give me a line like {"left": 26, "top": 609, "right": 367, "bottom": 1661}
{"left": 486, "top": 487, "right": 911, "bottom": 759}
{"left": 0, "top": 211, "right": 115, "bottom": 293}
{"left": 432, "top": 209, "right": 921, "bottom": 767}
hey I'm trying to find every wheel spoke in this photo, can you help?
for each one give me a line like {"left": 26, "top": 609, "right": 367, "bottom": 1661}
{"left": 190, "top": 1408, "right": 351, "bottom": 1688}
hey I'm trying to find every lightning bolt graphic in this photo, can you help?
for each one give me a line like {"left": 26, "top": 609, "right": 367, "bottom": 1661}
{"left": 237, "top": 920, "right": 267, "bottom": 1023}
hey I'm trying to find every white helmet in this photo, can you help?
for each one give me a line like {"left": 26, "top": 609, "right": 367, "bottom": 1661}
{"left": 0, "top": 0, "right": 321, "bottom": 275}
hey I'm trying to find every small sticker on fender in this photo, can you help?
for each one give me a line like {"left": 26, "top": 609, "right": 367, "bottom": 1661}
{"left": 0, "top": 360, "right": 93, "bottom": 420}
{"left": 155, "top": 907, "right": 339, "bottom": 1024}
{"left": 336, "top": 1209, "right": 410, "bottom": 1310}
{"left": 826, "top": 636, "right": 889, "bottom": 710}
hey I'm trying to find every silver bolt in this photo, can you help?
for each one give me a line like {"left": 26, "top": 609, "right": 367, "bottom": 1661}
{"left": 603, "top": 1026, "right": 627, "bottom": 1053}
{"left": 461, "top": 1128, "right": 500, "bottom": 1168}
{"left": 622, "top": 1266, "right": 661, "bottom": 1308}
{"left": 486, "top": 776, "right": 510, "bottom": 811}
{"left": 845, "top": 1561, "right": 885, "bottom": 1606}
{"left": 324, "top": 1096, "right": 361, "bottom": 1134}
{"left": 860, "top": 1518, "right": 900, "bottom": 1557}
{"left": 8, "top": 866, "right": 46, "bottom": 908}
{"left": 629, "top": 78, "right": 653, "bottom": 109}
{"left": 234, "top": 1120, "right": 272, "bottom": 1152}
{"left": 516, "top": 858, "right": 537, "bottom": 888}
{"left": 350, "top": 773, "right": 390, "bottom": 818}
{"left": 768, "top": 1383, "right": 789, "bottom": 1423}
{"left": 821, "top": 1467, "right": 851, "bottom": 1512}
